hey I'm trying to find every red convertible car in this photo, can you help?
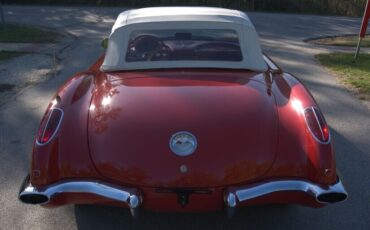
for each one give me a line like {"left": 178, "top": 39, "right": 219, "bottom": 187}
{"left": 19, "top": 7, "right": 347, "bottom": 218}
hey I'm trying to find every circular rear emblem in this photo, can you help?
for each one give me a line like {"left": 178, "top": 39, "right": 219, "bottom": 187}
{"left": 169, "top": 131, "right": 197, "bottom": 156}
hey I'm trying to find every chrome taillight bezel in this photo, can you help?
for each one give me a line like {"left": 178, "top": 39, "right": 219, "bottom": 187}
{"left": 303, "top": 106, "right": 331, "bottom": 144}
{"left": 36, "top": 108, "right": 64, "bottom": 146}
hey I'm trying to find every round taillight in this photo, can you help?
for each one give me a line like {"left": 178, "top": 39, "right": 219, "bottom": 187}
{"left": 36, "top": 108, "right": 63, "bottom": 145}
{"left": 304, "top": 107, "right": 330, "bottom": 144}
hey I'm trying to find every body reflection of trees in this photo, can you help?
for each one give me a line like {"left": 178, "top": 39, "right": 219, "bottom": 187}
{"left": 99, "top": 162, "right": 150, "bottom": 184}
{"left": 91, "top": 81, "right": 122, "bottom": 134}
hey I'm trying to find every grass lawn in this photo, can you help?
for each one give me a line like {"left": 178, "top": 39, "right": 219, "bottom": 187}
{"left": 0, "top": 51, "right": 29, "bottom": 61}
{"left": 0, "top": 24, "right": 61, "bottom": 43}
{"left": 316, "top": 53, "right": 370, "bottom": 100}
{"left": 311, "top": 36, "right": 370, "bottom": 47}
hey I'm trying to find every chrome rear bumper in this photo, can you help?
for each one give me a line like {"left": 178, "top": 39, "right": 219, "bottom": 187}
{"left": 19, "top": 175, "right": 347, "bottom": 219}
{"left": 224, "top": 177, "right": 347, "bottom": 216}
{"left": 19, "top": 175, "right": 141, "bottom": 218}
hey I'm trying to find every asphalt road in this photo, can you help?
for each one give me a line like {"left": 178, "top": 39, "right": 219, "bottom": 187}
{"left": 0, "top": 5, "right": 370, "bottom": 230}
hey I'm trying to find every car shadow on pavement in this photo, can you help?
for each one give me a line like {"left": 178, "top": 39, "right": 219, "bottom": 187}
{"left": 74, "top": 204, "right": 296, "bottom": 230}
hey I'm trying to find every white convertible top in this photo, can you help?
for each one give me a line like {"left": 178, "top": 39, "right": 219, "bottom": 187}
{"left": 101, "top": 7, "right": 267, "bottom": 72}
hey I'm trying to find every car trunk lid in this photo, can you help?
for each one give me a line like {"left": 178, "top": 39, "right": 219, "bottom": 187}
{"left": 88, "top": 70, "right": 278, "bottom": 187}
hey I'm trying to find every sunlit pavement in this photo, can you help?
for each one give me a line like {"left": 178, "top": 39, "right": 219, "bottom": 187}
{"left": 0, "top": 5, "right": 369, "bottom": 230}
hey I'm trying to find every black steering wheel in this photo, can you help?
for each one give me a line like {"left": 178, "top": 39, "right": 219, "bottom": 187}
{"left": 129, "top": 35, "right": 171, "bottom": 61}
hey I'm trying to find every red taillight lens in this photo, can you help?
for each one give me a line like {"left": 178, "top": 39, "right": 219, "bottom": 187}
{"left": 304, "top": 107, "right": 330, "bottom": 143}
{"left": 36, "top": 108, "right": 63, "bottom": 145}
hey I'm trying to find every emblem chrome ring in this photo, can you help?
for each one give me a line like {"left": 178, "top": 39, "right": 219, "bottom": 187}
{"left": 169, "top": 131, "right": 197, "bottom": 157}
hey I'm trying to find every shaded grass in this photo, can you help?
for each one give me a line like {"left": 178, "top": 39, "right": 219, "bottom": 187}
{"left": 0, "top": 83, "right": 15, "bottom": 92}
{"left": 311, "top": 36, "right": 370, "bottom": 47}
{"left": 0, "top": 24, "right": 61, "bottom": 43}
{"left": 0, "top": 51, "right": 29, "bottom": 61}
{"left": 316, "top": 53, "right": 370, "bottom": 99}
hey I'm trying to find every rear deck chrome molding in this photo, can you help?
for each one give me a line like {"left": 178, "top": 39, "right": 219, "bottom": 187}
{"left": 19, "top": 175, "right": 141, "bottom": 218}
{"left": 225, "top": 177, "right": 347, "bottom": 208}
{"left": 263, "top": 55, "right": 281, "bottom": 74}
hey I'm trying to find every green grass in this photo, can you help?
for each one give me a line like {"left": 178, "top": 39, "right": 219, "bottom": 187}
{"left": 0, "top": 24, "right": 61, "bottom": 43}
{"left": 311, "top": 36, "right": 370, "bottom": 47}
{"left": 316, "top": 53, "right": 370, "bottom": 99}
{"left": 0, "top": 51, "right": 29, "bottom": 61}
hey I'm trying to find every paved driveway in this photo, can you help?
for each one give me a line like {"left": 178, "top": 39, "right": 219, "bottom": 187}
{"left": 0, "top": 6, "right": 369, "bottom": 230}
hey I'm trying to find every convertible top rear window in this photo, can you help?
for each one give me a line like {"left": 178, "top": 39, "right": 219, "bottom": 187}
{"left": 125, "top": 29, "right": 243, "bottom": 62}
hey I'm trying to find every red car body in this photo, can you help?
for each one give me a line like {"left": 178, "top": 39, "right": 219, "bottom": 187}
{"left": 19, "top": 7, "right": 347, "bottom": 218}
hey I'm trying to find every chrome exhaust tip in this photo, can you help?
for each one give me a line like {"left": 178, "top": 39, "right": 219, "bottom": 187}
{"left": 19, "top": 193, "right": 49, "bottom": 204}
{"left": 315, "top": 177, "right": 348, "bottom": 204}
{"left": 18, "top": 175, "right": 49, "bottom": 205}
{"left": 317, "top": 192, "right": 347, "bottom": 203}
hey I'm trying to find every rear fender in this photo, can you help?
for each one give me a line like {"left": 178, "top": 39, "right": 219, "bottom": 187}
{"left": 31, "top": 72, "right": 101, "bottom": 186}
{"left": 266, "top": 73, "right": 336, "bottom": 184}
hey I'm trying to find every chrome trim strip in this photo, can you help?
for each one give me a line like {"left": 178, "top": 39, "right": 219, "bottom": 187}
{"left": 40, "top": 108, "right": 53, "bottom": 144}
{"left": 36, "top": 108, "right": 64, "bottom": 146}
{"left": 311, "top": 107, "right": 326, "bottom": 141}
{"left": 263, "top": 55, "right": 279, "bottom": 71}
{"left": 19, "top": 177, "right": 141, "bottom": 217}
{"left": 303, "top": 107, "right": 331, "bottom": 145}
{"left": 225, "top": 178, "right": 347, "bottom": 208}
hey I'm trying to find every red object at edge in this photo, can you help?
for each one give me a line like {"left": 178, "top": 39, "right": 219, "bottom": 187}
{"left": 360, "top": 0, "right": 370, "bottom": 38}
